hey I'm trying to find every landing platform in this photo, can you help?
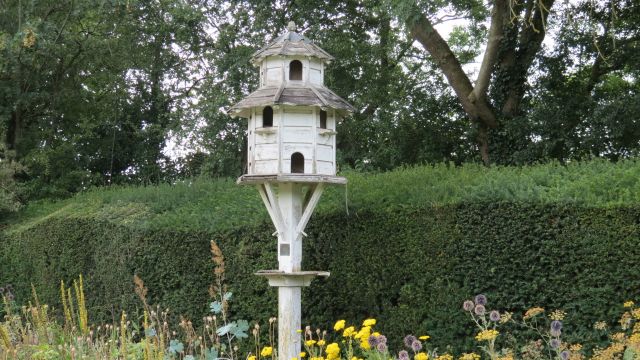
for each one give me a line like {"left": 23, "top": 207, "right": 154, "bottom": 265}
{"left": 237, "top": 174, "right": 347, "bottom": 185}
{"left": 255, "top": 270, "right": 330, "bottom": 287}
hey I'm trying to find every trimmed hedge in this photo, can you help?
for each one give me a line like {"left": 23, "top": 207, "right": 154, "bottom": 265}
{"left": 2, "top": 201, "right": 639, "bottom": 352}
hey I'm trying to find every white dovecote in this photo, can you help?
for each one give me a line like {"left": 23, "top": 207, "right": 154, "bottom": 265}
{"left": 230, "top": 21, "right": 354, "bottom": 179}
{"left": 230, "top": 22, "right": 354, "bottom": 360}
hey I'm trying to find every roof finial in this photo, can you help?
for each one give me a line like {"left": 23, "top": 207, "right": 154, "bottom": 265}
{"left": 287, "top": 21, "right": 296, "bottom": 32}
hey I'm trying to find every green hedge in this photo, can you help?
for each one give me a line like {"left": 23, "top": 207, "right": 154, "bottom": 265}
{"left": 2, "top": 201, "right": 639, "bottom": 352}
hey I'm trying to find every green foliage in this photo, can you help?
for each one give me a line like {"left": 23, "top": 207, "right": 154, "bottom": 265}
{"left": 1, "top": 160, "right": 640, "bottom": 354}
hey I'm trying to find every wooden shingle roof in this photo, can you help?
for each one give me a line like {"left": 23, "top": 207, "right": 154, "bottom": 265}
{"left": 230, "top": 84, "right": 355, "bottom": 118}
{"left": 251, "top": 30, "right": 334, "bottom": 64}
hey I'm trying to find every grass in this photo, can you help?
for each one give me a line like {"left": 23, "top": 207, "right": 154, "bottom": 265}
{"left": 3, "top": 158, "right": 640, "bottom": 235}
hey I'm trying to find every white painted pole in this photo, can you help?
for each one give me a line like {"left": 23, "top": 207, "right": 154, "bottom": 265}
{"left": 276, "top": 183, "right": 303, "bottom": 360}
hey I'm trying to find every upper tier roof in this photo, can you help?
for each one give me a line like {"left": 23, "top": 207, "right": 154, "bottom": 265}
{"left": 251, "top": 27, "right": 334, "bottom": 65}
{"left": 229, "top": 84, "right": 355, "bottom": 118}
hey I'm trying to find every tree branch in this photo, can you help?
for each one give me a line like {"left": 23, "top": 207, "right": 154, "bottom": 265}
{"left": 409, "top": 12, "right": 497, "bottom": 128}
{"left": 470, "top": 0, "right": 508, "bottom": 104}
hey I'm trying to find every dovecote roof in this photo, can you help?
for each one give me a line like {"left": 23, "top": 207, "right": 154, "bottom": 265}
{"left": 251, "top": 29, "right": 334, "bottom": 65}
{"left": 230, "top": 84, "right": 355, "bottom": 117}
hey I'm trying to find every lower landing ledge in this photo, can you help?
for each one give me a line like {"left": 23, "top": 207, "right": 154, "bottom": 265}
{"left": 254, "top": 270, "right": 330, "bottom": 287}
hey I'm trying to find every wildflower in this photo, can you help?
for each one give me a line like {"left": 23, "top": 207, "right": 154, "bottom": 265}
{"left": 624, "top": 301, "right": 635, "bottom": 308}
{"left": 376, "top": 343, "right": 387, "bottom": 352}
{"left": 415, "top": 352, "right": 428, "bottom": 360}
{"left": 497, "top": 354, "right": 514, "bottom": 360}
{"left": 475, "top": 329, "right": 499, "bottom": 341}
{"left": 261, "top": 347, "right": 273, "bottom": 357}
{"left": 368, "top": 335, "right": 379, "bottom": 348}
{"left": 474, "top": 304, "right": 486, "bottom": 316}
{"left": 620, "top": 312, "right": 632, "bottom": 329}
{"left": 317, "top": 340, "right": 326, "bottom": 346}
{"left": 634, "top": 322, "right": 640, "bottom": 334}
{"left": 629, "top": 333, "right": 640, "bottom": 345}
{"left": 593, "top": 321, "right": 607, "bottom": 330}
{"left": 354, "top": 326, "right": 371, "bottom": 341}
{"left": 334, "top": 320, "right": 346, "bottom": 331}
{"left": 475, "top": 294, "right": 488, "bottom": 306}
{"left": 632, "top": 308, "right": 640, "bottom": 320}
{"left": 611, "top": 332, "right": 626, "bottom": 342}
{"left": 550, "top": 328, "right": 561, "bottom": 337}
{"left": 459, "top": 353, "right": 480, "bottom": 360}
{"left": 569, "top": 344, "right": 582, "bottom": 352}
{"left": 550, "top": 339, "right": 561, "bottom": 349}
{"left": 297, "top": 330, "right": 303, "bottom": 333}
{"left": 411, "top": 340, "right": 423, "bottom": 352}
{"left": 300, "top": 353, "right": 307, "bottom": 358}
{"left": 550, "top": 310, "right": 566, "bottom": 321}
{"left": 436, "top": 354, "right": 453, "bottom": 360}
{"left": 399, "top": 351, "right": 410, "bottom": 360}
{"left": 306, "top": 340, "right": 317, "bottom": 347}
{"left": 249, "top": 356, "right": 257, "bottom": 360}
{"left": 523, "top": 307, "right": 545, "bottom": 320}
{"left": 404, "top": 335, "right": 417, "bottom": 348}
{"left": 363, "top": 319, "right": 376, "bottom": 327}
{"left": 418, "top": 335, "right": 430, "bottom": 341}
{"left": 325, "top": 343, "right": 340, "bottom": 360}
{"left": 560, "top": 351, "right": 570, "bottom": 360}
{"left": 359, "top": 340, "right": 371, "bottom": 350}
{"left": 22, "top": 29, "right": 36, "bottom": 48}
{"left": 489, "top": 311, "right": 501, "bottom": 322}
{"left": 343, "top": 326, "right": 355, "bottom": 338}
{"left": 463, "top": 300, "right": 475, "bottom": 312}
{"left": 378, "top": 335, "right": 387, "bottom": 345}
{"left": 500, "top": 312, "right": 512, "bottom": 324}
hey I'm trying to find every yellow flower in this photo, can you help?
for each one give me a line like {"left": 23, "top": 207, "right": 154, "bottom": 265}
{"left": 475, "top": 329, "right": 499, "bottom": 342}
{"left": 300, "top": 353, "right": 307, "bottom": 358}
{"left": 594, "top": 321, "right": 607, "bottom": 330}
{"left": 343, "top": 326, "right": 356, "bottom": 338}
{"left": 261, "top": 347, "right": 273, "bottom": 357}
{"left": 363, "top": 318, "right": 376, "bottom": 327}
{"left": 317, "top": 340, "right": 326, "bottom": 346}
{"left": 624, "top": 301, "right": 635, "bottom": 308}
{"left": 297, "top": 329, "right": 304, "bottom": 333}
{"left": 354, "top": 326, "right": 371, "bottom": 340}
{"left": 419, "top": 335, "right": 430, "bottom": 341}
{"left": 436, "top": 355, "right": 453, "bottom": 360}
{"left": 415, "top": 352, "right": 429, "bottom": 360}
{"left": 334, "top": 320, "right": 346, "bottom": 331}
{"left": 629, "top": 333, "right": 640, "bottom": 345}
{"left": 523, "top": 307, "right": 545, "bottom": 320}
{"left": 373, "top": 332, "right": 381, "bottom": 337}
{"left": 359, "top": 340, "right": 371, "bottom": 350}
{"left": 550, "top": 310, "right": 566, "bottom": 321}
{"left": 569, "top": 344, "right": 583, "bottom": 352}
{"left": 499, "top": 312, "right": 512, "bottom": 324}
{"left": 249, "top": 356, "right": 257, "bottom": 360}
{"left": 459, "top": 353, "right": 481, "bottom": 360}
{"left": 326, "top": 343, "right": 340, "bottom": 360}
{"left": 292, "top": 358, "right": 298, "bottom": 360}
{"left": 632, "top": 308, "right": 640, "bottom": 320}
{"left": 306, "top": 340, "right": 317, "bottom": 347}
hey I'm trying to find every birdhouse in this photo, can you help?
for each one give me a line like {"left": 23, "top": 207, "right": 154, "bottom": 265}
{"left": 230, "top": 22, "right": 354, "bottom": 177}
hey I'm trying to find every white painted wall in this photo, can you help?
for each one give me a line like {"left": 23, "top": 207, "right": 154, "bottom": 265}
{"left": 247, "top": 106, "right": 337, "bottom": 176}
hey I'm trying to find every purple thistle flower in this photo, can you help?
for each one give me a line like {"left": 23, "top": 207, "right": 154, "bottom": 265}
{"left": 411, "top": 340, "right": 423, "bottom": 352}
{"left": 551, "top": 320, "right": 563, "bottom": 332}
{"left": 377, "top": 342, "right": 388, "bottom": 353}
{"left": 550, "top": 328, "right": 562, "bottom": 337}
{"left": 398, "top": 351, "right": 410, "bottom": 360}
{"left": 475, "top": 294, "right": 488, "bottom": 305}
{"left": 489, "top": 310, "right": 501, "bottom": 322}
{"left": 560, "top": 351, "right": 570, "bottom": 360}
{"left": 404, "top": 335, "right": 417, "bottom": 348}
{"left": 550, "top": 339, "right": 561, "bottom": 349}
{"left": 463, "top": 300, "right": 475, "bottom": 312}
{"left": 474, "top": 304, "right": 486, "bottom": 316}
{"left": 378, "top": 335, "right": 388, "bottom": 345}
{"left": 368, "top": 335, "right": 379, "bottom": 348}
{"left": 0, "top": 287, "right": 4, "bottom": 294}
